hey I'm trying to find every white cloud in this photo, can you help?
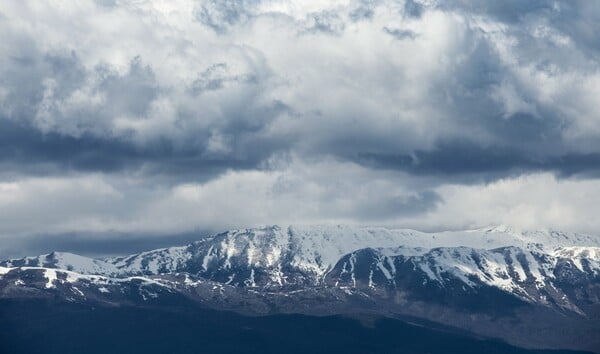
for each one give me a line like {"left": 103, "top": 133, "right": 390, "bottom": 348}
{"left": 1, "top": 162, "right": 599, "bottom": 239}
{"left": 0, "top": 0, "right": 599, "bottom": 247}
{"left": 2, "top": 0, "right": 598, "bottom": 152}
{"left": 408, "top": 173, "right": 600, "bottom": 233}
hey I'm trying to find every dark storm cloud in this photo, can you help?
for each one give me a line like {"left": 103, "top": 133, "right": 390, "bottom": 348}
{"left": 96, "top": 57, "right": 159, "bottom": 117}
{"left": 441, "top": 0, "right": 600, "bottom": 56}
{"left": 0, "top": 0, "right": 597, "bottom": 182}
{"left": 0, "top": 50, "right": 289, "bottom": 179}
{"left": 297, "top": 26, "right": 582, "bottom": 180}
{"left": 0, "top": 33, "right": 596, "bottom": 182}
{"left": 0, "top": 118, "right": 267, "bottom": 180}
{"left": 1, "top": 51, "right": 156, "bottom": 133}
{"left": 354, "top": 141, "right": 600, "bottom": 180}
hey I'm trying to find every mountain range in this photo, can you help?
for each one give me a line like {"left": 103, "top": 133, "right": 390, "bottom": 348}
{"left": 1, "top": 225, "right": 599, "bottom": 353}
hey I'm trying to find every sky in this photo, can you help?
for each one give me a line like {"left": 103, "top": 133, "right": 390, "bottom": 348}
{"left": 1, "top": 0, "right": 600, "bottom": 258}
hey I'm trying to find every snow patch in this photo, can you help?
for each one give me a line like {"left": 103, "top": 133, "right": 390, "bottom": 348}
{"left": 44, "top": 269, "right": 57, "bottom": 288}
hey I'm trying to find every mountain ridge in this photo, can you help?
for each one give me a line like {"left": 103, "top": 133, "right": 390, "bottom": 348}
{"left": 1, "top": 224, "right": 599, "bottom": 352}
{"left": 3, "top": 224, "right": 599, "bottom": 273}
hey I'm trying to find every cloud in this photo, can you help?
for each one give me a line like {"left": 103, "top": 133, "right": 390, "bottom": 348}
{"left": 415, "top": 172, "right": 600, "bottom": 233}
{"left": 1, "top": 0, "right": 599, "bottom": 179}
{"left": 383, "top": 27, "right": 418, "bottom": 40}
{"left": 194, "top": 0, "right": 256, "bottom": 33}
{"left": 354, "top": 140, "right": 600, "bottom": 180}
{"left": 0, "top": 118, "right": 265, "bottom": 181}
{"left": 1, "top": 165, "right": 600, "bottom": 258}
{"left": 0, "top": 158, "right": 442, "bottom": 238}
{"left": 0, "top": 0, "right": 599, "bottom": 254}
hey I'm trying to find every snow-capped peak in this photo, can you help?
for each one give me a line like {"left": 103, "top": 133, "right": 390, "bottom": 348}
{"left": 2, "top": 225, "right": 598, "bottom": 290}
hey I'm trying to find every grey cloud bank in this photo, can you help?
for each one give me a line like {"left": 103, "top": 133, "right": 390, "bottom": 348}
{"left": 0, "top": 0, "right": 599, "bottom": 256}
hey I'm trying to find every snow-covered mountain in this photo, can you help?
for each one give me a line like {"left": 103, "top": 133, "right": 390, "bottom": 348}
{"left": 3, "top": 224, "right": 598, "bottom": 274}
{"left": 1, "top": 225, "right": 599, "bottom": 352}
{"left": 2, "top": 225, "right": 599, "bottom": 299}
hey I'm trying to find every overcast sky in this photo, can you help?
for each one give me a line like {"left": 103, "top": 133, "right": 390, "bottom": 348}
{"left": 1, "top": 0, "right": 600, "bottom": 257}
